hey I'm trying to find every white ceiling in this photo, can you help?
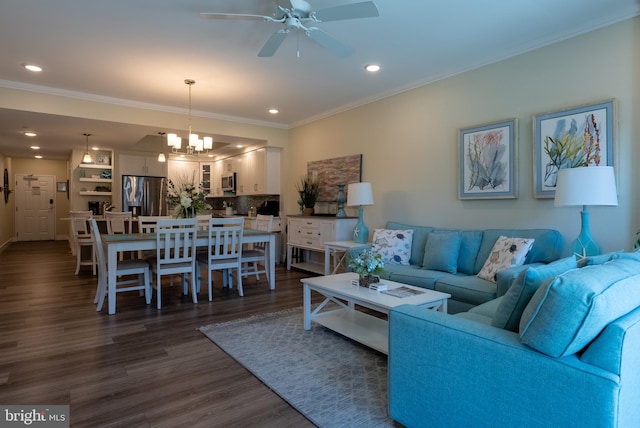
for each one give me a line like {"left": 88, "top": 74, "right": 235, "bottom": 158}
{"left": 0, "top": 0, "right": 638, "bottom": 160}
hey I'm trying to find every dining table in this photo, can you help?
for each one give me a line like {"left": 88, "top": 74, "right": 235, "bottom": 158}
{"left": 101, "top": 228, "right": 277, "bottom": 314}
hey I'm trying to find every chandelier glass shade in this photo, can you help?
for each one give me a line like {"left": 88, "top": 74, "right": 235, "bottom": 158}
{"left": 166, "top": 79, "right": 214, "bottom": 156}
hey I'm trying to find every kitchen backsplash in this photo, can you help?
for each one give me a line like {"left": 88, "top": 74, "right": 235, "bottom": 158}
{"left": 207, "top": 195, "right": 280, "bottom": 216}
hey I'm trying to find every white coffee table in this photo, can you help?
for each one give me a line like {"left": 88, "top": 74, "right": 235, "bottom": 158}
{"left": 301, "top": 272, "right": 450, "bottom": 354}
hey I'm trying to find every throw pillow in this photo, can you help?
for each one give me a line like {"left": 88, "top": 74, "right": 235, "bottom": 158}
{"left": 476, "top": 236, "right": 535, "bottom": 283}
{"left": 371, "top": 229, "right": 413, "bottom": 265}
{"left": 519, "top": 258, "right": 640, "bottom": 358}
{"left": 422, "top": 231, "right": 462, "bottom": 273}
{"left": 491, "top": 256, "right": 577, "bottom": 332}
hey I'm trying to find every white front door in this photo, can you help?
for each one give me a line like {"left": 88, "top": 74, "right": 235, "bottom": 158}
{"left": 16, "top": 174, "right": 56, "bottom": 241}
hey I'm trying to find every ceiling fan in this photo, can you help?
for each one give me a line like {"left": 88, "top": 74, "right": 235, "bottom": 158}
{"left": 200, "top": 0, "right": 379, "bottom": 57}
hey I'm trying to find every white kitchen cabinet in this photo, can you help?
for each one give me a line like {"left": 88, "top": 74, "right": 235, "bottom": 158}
{"left": 236, "top": 147, "right": 280, "bottom": 195}
{"left": 119, "top": 154, "right": 166, "bottom": 177}
{"left": 286, "top": 216, "right": 357, "bottom": 274}
{"left": 210, "top": 160, "right": 224, "bottom": 196}
{"left": 167, "top": 159, "right": 199, "bottom": 189}
{"left": 200, "top": 162, "right": 212, "bottom": 196}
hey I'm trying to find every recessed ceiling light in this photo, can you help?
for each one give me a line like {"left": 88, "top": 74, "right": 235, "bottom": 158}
{"left": 268, "top": 108, "right": 279, "bottom": 114}
{"left": 30, "top": 146, "right": 40, "bottom": 150}
{"left": 364, "top": 64, "right": 381, "bottom": 73}
{"left": 23, "top": 64, "right": 43, "bottom": 72}
{"left": 24, "top": 131, "right": 37, "bottom": 137}
{"left": 91, "top": 147, "right": 100, "bottom": 151}
{"left": 236, "top": 144, "right": 243, "bottom": 149}
{"left": 34, "top": 155, "right": 43, "bottom": 159}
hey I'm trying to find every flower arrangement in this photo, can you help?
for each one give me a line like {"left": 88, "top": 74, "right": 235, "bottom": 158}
{"left": 348, "top": 249, "right": 384, "bottom": 278}
{"left": 166, "top": 172, "right": 211, "bottom": 218}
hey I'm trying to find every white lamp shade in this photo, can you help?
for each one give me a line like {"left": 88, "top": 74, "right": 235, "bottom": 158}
{"left": 554, "top": 166, "right": 618, "bottom": 207}
{"left": 203, "top": 136, "right": 213, "bottom": 150}
{"left": 347, "top": 182, "right": 374, "bottom": 206}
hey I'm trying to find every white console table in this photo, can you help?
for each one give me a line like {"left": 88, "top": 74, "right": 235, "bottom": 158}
{"left": 286, "top": 216, "right": 358, "bottom": 274}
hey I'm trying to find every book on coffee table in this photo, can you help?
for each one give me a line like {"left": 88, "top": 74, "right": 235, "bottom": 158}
{"left": 381, "top": 286, "right": 426, "bottom": 298}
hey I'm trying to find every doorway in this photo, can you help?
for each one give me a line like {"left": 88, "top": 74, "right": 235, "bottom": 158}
{"left": 15, "top": 174, "right": 56, "bottom": 241}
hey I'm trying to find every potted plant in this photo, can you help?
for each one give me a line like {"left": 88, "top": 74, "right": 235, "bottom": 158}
{"left": 295, "top": 175, "right": 319, "bottom": 215}
{"left": 348, "top": 249, "right": 384, "bottom": 287}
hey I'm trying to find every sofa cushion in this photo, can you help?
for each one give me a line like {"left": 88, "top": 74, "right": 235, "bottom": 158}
{"left": 385, "top": 264, "right": 453, "bottom": 290}
{"left": 434, "top": 275, "right": 497, "bottom": 306}
{"left": 477, "top": 236, "right": 534, "bottom": 282}
{"left": 577, "top": 250, "right": 623, "bottom": 267}
{"left": 474, "top": 229, "right": 563, "bottom": 273}
{"left": 386, "top": 222, "right": 433, "bottom": 266}
{"left": 491, "top": 256, "right": 577, "bottom": 332}
{"left": 519, "top": 258, "right": 640, "bottom": 357}
{"left": 372, "top": 228, "right": 414, "bottom": 265}
{"left": 422, "top": 231, "right": 462, "bottom": 273}
{"left": 432, "top": 228, "right": 483, "bottom": 275}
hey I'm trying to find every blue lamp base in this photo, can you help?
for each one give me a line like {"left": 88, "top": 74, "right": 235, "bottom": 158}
{"left": 353, "top": 206, "right": 369, "bottom": 244}
{"left": 572, "top": 207, "right": 600, "bottom": 258}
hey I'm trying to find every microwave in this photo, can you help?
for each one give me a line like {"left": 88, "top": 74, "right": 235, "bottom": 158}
{"left": 221, "top": 172, "right": 236, "bottom": 192}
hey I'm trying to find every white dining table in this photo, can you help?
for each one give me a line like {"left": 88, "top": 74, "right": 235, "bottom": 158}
{"left": 101, "top": 229, "right": 276, "bottom": 314}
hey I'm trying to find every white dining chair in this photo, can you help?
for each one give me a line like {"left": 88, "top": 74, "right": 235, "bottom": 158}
{"left": 89, "top": 219, "right": 151, "bottom": 313}
{"left": 137, "top": 215, "right": 172, "bottom": 259}
{"left": 105, "top": 211, "right": 133, "bottom": 260}
{"left": 196, "top": 213, "right": 212, "bottom": 230}
{"left": 197, "top": 217, "right": 245, "bottom": 300}
{"left": 241, "top": 214, "right": 273, "bottom": 281}
{"left": 150, "top": 218, "right": 198, "bottom": 309}
{"left": 69, "top": 210, "right": 97, "bottom": 275}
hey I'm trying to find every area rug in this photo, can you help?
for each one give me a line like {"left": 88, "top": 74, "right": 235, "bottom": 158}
{"left": 199, "top": 307, "right": 394, "bottom": 428}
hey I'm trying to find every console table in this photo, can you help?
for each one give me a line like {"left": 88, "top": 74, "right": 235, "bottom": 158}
{"left": 286, "top": 216, "right": 357, "bottom": 274}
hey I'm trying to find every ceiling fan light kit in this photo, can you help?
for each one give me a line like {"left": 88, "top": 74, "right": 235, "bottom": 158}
{"left": 200, "top": 0, "right": 379, "bottom": 57}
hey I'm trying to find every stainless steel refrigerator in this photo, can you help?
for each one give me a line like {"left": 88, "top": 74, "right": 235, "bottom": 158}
{"left": 122, "top": 175, "right": 167, "bottom": 217}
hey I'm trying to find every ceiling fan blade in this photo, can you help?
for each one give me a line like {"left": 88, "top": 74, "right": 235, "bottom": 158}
{"left": 258, "top": 30, "right": 289, "bottom": 57}
{"left": 199, "top": 12, "right": 271, "bottom": 21}
{"left": 313, "top": 1, "right": 379, "bottom": 22}
{"left": 306, "top": 28, "right": 353, "bottom": 57}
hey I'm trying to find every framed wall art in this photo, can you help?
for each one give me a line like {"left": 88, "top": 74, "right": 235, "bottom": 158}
{"left": 308, "top": 154, "right": 362, "bottom": 202}
{"left": 458, "top": 118, "right": 517, "bottom": 199}
{"left": 533, "top": 99, "right": 614, "bottom": 198}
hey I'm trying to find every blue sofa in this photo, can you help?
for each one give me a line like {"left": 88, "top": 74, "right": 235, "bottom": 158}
{"left": 378, "top": 222, "right": 563, "bottom": 313}
{"left": 388, "top": 251, "right": 640, "bottom": 427}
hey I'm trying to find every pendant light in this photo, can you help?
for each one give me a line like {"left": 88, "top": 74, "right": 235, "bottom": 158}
{"left": 166, "top": 79, "right": 214, "bottom": 156}
{"left": 81, "top": 133, "right": 93, "bottom": 164}
{"left": 157, "top": 132, "right": 166, "bottom": 162}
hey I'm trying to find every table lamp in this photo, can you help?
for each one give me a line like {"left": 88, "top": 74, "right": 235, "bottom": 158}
{"left": 554, "top": 166, "right": 618, "bottom": 258}
{"left": 347, "top": 182, "right": 374, "bottom": 244}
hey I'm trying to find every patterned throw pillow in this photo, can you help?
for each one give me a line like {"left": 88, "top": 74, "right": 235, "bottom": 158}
{"left": 371, "top": 229, "right": 414, "bottom": 265}
{"left": 477, "top": 236, "right": 535, "bottom": 283}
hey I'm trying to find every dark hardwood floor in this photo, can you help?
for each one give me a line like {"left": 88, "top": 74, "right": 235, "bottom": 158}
{"left": 0, "top": 240, "right": 317, "bottom": 427}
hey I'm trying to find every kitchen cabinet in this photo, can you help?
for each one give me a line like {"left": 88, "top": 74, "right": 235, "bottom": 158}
{"left": 286, "top": 216, "right": 357, "bottom": 274}
{"left": 200, "top": 162, "right": 212, "bottom": 196}
{"left": 167, "top": 159, "right": 199, "bottom": 189}
{"left": 236, "top": 147, "right": 280, "bottom": 195}
{"left": 119, "top": 154, "right": 166, "bottom": 177}
{"left": 209, "top": 160, "right": 224, "bottom": 196}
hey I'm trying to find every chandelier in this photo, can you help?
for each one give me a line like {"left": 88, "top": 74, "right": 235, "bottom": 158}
{"left": 167, "top": 79, "right": 213, "bottom": 155}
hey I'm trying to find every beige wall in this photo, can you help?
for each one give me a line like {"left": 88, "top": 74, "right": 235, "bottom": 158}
{"left": 286, "top": 18, "right": 639, "bottom": 255}
{"left": 12, "top": 158, "right": 70, "bottom": 240}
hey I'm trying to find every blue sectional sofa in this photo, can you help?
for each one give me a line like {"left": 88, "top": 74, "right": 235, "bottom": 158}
{"left": 378, "top": 222, "right": 563, "bottom": 313}
{"left": 388, "top": 251, "right": 640, "bottom": 427}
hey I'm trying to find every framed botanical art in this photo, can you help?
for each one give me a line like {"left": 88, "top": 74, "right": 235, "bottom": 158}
{"left": 533, "top": 99, "right": 614, "bottom": 198}
{"left": 458, "top": 118, "right": 517, "bottom": 199}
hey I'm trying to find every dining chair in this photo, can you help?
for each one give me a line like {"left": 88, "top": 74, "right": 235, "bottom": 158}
{"left": 197, "top": 217, "right": 245, "bottom": 301}
{"left": 89, "top": 219, "right": 151, "bottom": 313}
{"left": 241, "top": 214, "right": 273, "bottom": 282}
{"left": 196, "top": 213, "right": 212, "bottom": 230}
{"left": 150, "top": 218, "right": 198, "bottom": 309}
{"left": 105, "top": 211, "right": 133, "bottom": 235}
{"left": 137, "top": 215, "right": 171, "bottom": 259}
{"left": 105, "top": 211, "right": 133, "bottom": 260}
{"left": 69, "top": 210, "right": 97, "bottom": 275}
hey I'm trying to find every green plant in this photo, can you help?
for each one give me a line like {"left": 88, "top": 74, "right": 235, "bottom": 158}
{"left": 348, "top": 249, "right": 384, "bottom": 277}
{"left": 295, "top": 175, "right": 319, "bottom": 209}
